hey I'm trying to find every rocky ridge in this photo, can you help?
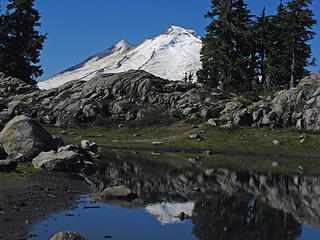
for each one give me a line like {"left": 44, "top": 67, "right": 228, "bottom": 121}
{"left": 0, "top": 70, "right": 320, "bottom": 131}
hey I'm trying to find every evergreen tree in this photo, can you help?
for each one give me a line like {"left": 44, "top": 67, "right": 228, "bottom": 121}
{"left": 197, "top": 0, "right": 254, "bottom": 92}
{"left": 0, "top": 0, "right": 46, "bottom": 84}
{"left": 267, "top": 1, "right": 292, "bottom": 88}
{"left": 197, "top": 0, "right": 231, "bottom": 90}
{"left": 285, "top": 0, "right": 316, "bottom": 87}
{"left": 252, "top": 7, "right": 273, "bottom": 88}
{"left": 255, "top": 0, "right": 316, "bottom": 89}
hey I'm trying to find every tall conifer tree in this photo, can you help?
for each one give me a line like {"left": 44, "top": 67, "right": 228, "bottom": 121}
{"left": 285, "top": 0, "right": 316, "bottom": 87}
{"left": 253, "top": 8, "right": 273, "bottom": 88}
{"left": 198, "top": 0, "right": 254, "bottom": 92}
{"left": 0, "top": 0, "right": 46, "bottom": 84}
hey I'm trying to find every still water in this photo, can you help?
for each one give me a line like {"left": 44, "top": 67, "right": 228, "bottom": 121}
{"left": 28, "top": 150, "right": 320, "bottom": 239}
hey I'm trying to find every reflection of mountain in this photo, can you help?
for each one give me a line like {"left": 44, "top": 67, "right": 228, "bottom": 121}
{"left": 146, "top": 202, "right": 194, "bottom": 224}
{"left": 83, "top": 149, "right": 320, "bottom": 238}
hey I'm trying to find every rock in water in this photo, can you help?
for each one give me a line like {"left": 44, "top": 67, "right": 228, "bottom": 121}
{"left": 50, "top": 231, "right": 88, "bottom": 240}
{"left": 0, "top": 115, "right": 56, "bottom": 161}
{"left": 101, "top": 185, "right": 132, "bottom": 198}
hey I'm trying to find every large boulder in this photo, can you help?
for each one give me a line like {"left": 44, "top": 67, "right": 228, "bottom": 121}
{"left": 0, "top": 115, "right": 56, "bottom": 161}
{"left": 32, "top": 150, "right": 86, "bottom": 172}
{"left": 50, "top": 231, "right": 87, "bottom": 240}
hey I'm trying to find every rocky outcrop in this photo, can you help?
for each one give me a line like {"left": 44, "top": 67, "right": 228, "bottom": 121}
{"left": 0, "top": 115, "right": 57, "bottom": 161}
{"left": 0, "top": 72, "right": 38, "bottom": 97}
{"left": 1, "top": 70, "right": 320, "bottom": 131}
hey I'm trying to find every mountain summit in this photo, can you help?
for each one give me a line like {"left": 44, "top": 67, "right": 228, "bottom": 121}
{"left": 38, "top": 26, "right": 202, "bottom": 90}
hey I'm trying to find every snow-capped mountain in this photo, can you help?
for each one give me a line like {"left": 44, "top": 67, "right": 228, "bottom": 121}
{"left": 38, "top": 26, "right": 202, "bottom": 90}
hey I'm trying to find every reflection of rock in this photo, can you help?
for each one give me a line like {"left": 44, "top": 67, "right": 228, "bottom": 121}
{"left": 192, "top": 191, "right": 301, "bottom": 240}
{"left": 83, "top": 149, "right": 320, "bottom": 230}
{"left": 145, "top": 202, "right": 194, "bottom": 224}
{"left": 209, "top": 168, "right": 320, "bottom": 229}
{"left": 84, "top": 150, "right": 204, "bottom": 206}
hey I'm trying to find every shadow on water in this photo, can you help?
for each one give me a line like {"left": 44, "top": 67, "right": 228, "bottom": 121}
{"left": 29, "top": 148, "right": 320, "bottom": 240}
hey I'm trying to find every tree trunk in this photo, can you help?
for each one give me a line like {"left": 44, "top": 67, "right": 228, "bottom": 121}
{"left": 219, "top": 69, "right": 225, "bottom": 92}
{"left": 219, "top": 80, "right": 225, "bottom": 92}
{"left": 290, "top": 50, "right": 296, "bottom": 88}
{"left": 266, "top": 74, "right": 271, "bottom": 89}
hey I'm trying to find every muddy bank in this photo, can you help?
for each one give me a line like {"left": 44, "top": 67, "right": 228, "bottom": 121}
{"left": 0, "top": 172, "right": 89, "bottom": 240}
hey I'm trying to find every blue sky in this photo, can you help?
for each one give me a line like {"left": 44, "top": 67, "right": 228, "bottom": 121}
{"left": 34, "top": 0, "right": 320, "bottom": 81}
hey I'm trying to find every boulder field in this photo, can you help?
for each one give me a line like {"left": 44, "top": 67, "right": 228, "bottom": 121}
{"left": 0, "top": 115, "right": 97, "bottom": 172}
{"left": 0, "top": 70, "right": 319, "bottom": 131}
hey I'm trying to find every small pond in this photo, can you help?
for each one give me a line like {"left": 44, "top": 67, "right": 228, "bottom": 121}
{"left": 28, "top": 149, "right": 320, "bottom": 239}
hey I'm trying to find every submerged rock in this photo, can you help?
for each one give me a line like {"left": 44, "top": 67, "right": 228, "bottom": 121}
{"left": 50, "top": 231, "right": 88, "bottom": 240}
{"left": 101, "top": 185, "right": 133, "bottom": 198}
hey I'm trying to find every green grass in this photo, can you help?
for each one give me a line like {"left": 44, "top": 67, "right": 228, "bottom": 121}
{"left": 44, "top": 122, "right": 181, "bottom": 145}
{"left": 170, "top": 126, "right": 320, "bottom": 157}
{"left": 43, "top": 121, "right": 320, "bottom": 175}
{"left": 0, "top": 163, "right": 40, "bottom": 178}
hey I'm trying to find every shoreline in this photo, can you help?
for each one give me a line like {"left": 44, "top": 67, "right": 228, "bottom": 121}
{"left": 0, "top": 172, "right": 89, "bottom": 240}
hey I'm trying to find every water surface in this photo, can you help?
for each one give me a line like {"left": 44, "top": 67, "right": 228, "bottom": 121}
{"left": 28, "top": 149, "right": 320, "bottom": 239}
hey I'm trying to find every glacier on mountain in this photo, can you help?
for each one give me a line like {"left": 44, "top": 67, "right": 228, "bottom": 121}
{"left": 38, "top": 26, "right": 202, "bottom": 90}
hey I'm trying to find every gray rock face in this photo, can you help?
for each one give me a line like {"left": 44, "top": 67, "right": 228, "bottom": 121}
{"left": 0, "top": 72, "right": 38, "bottom": 97}
{"left": 32, "top": 150, "right": 86, "bottom": 172}
{"left": 50, "top": 231, "right": 88, "bottom": 240}
{"left": 0, "top": 115, "right": 56, "bottom": 161}
{"left": 233, "top": 108, "right": 253, "bottom": 126}
{"left": 1, "top": 70, "right": 320, "bottom": 131}
{"left": 207, "top": 118, "right": 217, "bottom": 127}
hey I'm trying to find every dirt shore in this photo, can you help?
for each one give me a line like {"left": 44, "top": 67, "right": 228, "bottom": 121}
{"left": 0, "top": 172, "right": 90, "bottom": 240}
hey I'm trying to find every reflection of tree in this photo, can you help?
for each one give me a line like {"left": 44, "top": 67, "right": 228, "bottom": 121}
{"left": 192, "top": 191, "right": 301, "bottom": 240}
